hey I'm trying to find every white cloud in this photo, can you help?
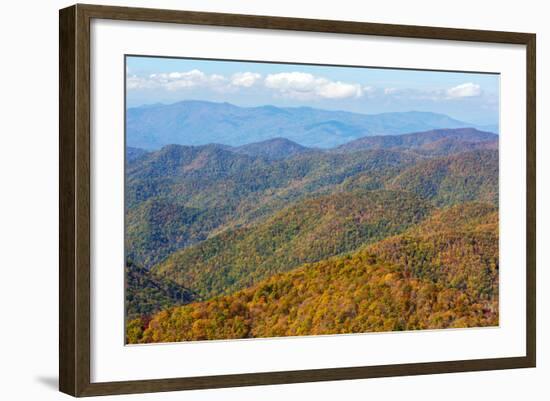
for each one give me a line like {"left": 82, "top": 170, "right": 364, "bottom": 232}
{"left": 127, "top": 69, "right": 264, "bottom": 92}
{"left": 152, "top": 69, "right": 225, "bottom": 91}
{"left": 363, "top": 86, "right": 376, "bottom": 96}
{"left": 446, "top": 82, "right": 482, "bottom": 98}
{"left": 127, "top": 69, "right": 230, "bottom": 91}
{"left": 264, "top": 72, "right": 362, "bottom": 99}
{"left": 126, "top": 74, "right": 150, "bottom": 90}
{"left": 316, "top": 81, "right": 363, "bottom": 99}
{"left": 265, "top": 72, "right": 318, "bottom": 91}
{"left": 380, "top": 84, "right": 484, "bottom": 101}
{"left": 127, "top": 69, "right": 485, "bottom": 106}
{"left": 381, "top": 87, "right": 446, "bottom": 101}
{"left": 231, "top": 72, "right": 262, "bottom": 87}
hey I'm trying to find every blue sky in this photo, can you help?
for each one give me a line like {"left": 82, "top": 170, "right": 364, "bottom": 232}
{"left": 126, "top": 56, "right": 499, "bottom": 125}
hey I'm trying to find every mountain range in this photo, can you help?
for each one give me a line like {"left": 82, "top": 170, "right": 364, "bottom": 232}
{"left": 335, "top": 127, "right": 497, "bottom": 153}
{"left": 125, "top": 128, "right": 498, "bottom": 271}
{"left": 128, "top": 202, "right": 498, "bottom": 343}
{"left": 126, "top": 100, "right": 498, "bottom": 149}
{"left": 126, "top": 144, "right": 418, "bottom": 269}
{"left": 153, "top": 190, "right": 433, "bottom": 300}
{"left": 124, "top": 122, "right": 500, "bottom": 343}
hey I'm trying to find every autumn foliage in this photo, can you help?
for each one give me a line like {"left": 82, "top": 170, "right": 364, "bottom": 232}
{"left": 127, "top": 203, "right": 498, "bottom": 343}
{"left": 124, "top": 129, "right": 500, "bottom": 344}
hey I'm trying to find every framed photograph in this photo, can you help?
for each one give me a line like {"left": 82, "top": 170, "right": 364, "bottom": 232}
{"left": 59, "top": 4, "right": 536, "bottom": 397}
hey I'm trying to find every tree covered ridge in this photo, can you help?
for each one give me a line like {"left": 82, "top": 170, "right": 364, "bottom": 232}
{"left": 124, "top": 128, "right": 499, "bottom": 343}
{"left": 125, "top": 145, "right": 421, "bottom": 269}
{"left": 127, "top": 202, "right": 498, "bottom": 343}
{"left": 152, "top": 190, "right": 433, "bottom": 300}
{"left": 336, "top": 127, "right": 497, "bottom": 155}
{"left": 125, "top": 141, "right": 497, "bottom": 270}
{"left": 125, "top": 262, "right": 200, "bottom": 320}
{"left": 388, "top": 149, "right": 498, "bottom": 206}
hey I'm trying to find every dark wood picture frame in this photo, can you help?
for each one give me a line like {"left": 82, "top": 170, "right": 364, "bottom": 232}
{"left": 59, "top": 3, "right": 536, "bottom": 397}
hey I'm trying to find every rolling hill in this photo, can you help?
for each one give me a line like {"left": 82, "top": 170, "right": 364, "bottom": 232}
{"left": 366, "top": 202, "right": 498, "bottom": 295}
{"left": 152, "top": 190, "right": 433, "bottom": 300}
{"left": 335, "top": 127, "right": 498, "bottom": 155}
{"left": 387, "top": 149, "right": 499, "bottom": 206}
{"left": 127, "top": 202, "right": 498, "bottom": 343}
{"left": 126, "top": 100, "right": 493, "bottom": 149}
{"left": 412, "top": 136, "right": 498, "bottom": 157}
{"left": 125, "top": 145, "right": 421, "bottom": 268}
{"left": 126, "top": 142, "right": 498, "bottom": 269}
{"left": 126, "top": 146, "right": 149, "bottom": 162}
{"left": 125, "top": 198, "right": 231, "bottom": 271}
{"left": 125, "top": 262, "right": 198, "bottom": 320}
{"left": 232, "top": 137, "right": 313, "bottom": 160}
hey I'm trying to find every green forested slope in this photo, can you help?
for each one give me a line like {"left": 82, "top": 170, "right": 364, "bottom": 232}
{"left": 233, "top": 137, "right": 312, "bottom": 160}
{"left": 336, "top": 128, "right": 497, "bottom": 154}
{"left": 126, "top": 145, "right": 420, "bottom": 268}
{"left": 153, "top": 190, "right": 432, "bottom": 300}
{"left": 387, "top": 149, "right": 498, "bottom": 206}
{"left": 412, "top": 136, "right": 497, "bottom": 157}
{"left": 125, "top": 262, "right": 198, "bottom": 320}
{"left": 126, "top": 142, "right": 498, "bottom": 270}
{"left": 125, "top": 199, "right": 232, "bottom": 270}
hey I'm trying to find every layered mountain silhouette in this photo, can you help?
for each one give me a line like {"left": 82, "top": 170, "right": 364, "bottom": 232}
{"left": 126, "top": 128, "right": 498, "bottom": 270}
{"left": 124, "top": 117, "right": 500, "bottom": 344}
{"left": 233, "top": 137, "right": 312, "bottom": 160}
{"left": 125, "top": 145, "right": 421, "bottom": 268}
{"left": 336, "top": 127, "right": 497, "bottom": 154}
{"left": 126, "top": 100, "right": 496, "bottom": 149}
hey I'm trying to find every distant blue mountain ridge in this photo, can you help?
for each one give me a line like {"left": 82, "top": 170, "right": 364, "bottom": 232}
{"left": 127, "top": 128, "right": 498, "bottom": 163}
{"left": 126, "top": 100, "right": 498, "bottom": 150}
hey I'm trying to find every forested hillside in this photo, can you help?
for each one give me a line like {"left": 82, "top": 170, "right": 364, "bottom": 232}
{"left": 126, "top": 134, "right": 498, "bottom": 269}
{"left": 125, "top": 125, "right": 499, "bottom": 344}
{"left": 127, "top": 203, "right": 498, "bottom": 343}
{"left": 125, "top": 145, "right": 420, "bottom": 268}
{"left": 413, "top": 136, "right": 497, "bottom": 157}
{"left": 125, "top": 262, "right": 198, "bottom": 319}
{"left": 232, "top": 137, "right": 312, "bottom": 160}
{"left": 153, "top": 190, "right": 432, "bottom": 300}
{"left": 388, "top": 149, "right": 498, "bottom": 206}
{"left": 336, "top": 127, "right": 497, "bottom": 154}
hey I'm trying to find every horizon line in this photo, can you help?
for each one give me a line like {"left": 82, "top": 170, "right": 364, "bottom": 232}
{"left": 126, "top": 98, "right": 499, "bottom": 126}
